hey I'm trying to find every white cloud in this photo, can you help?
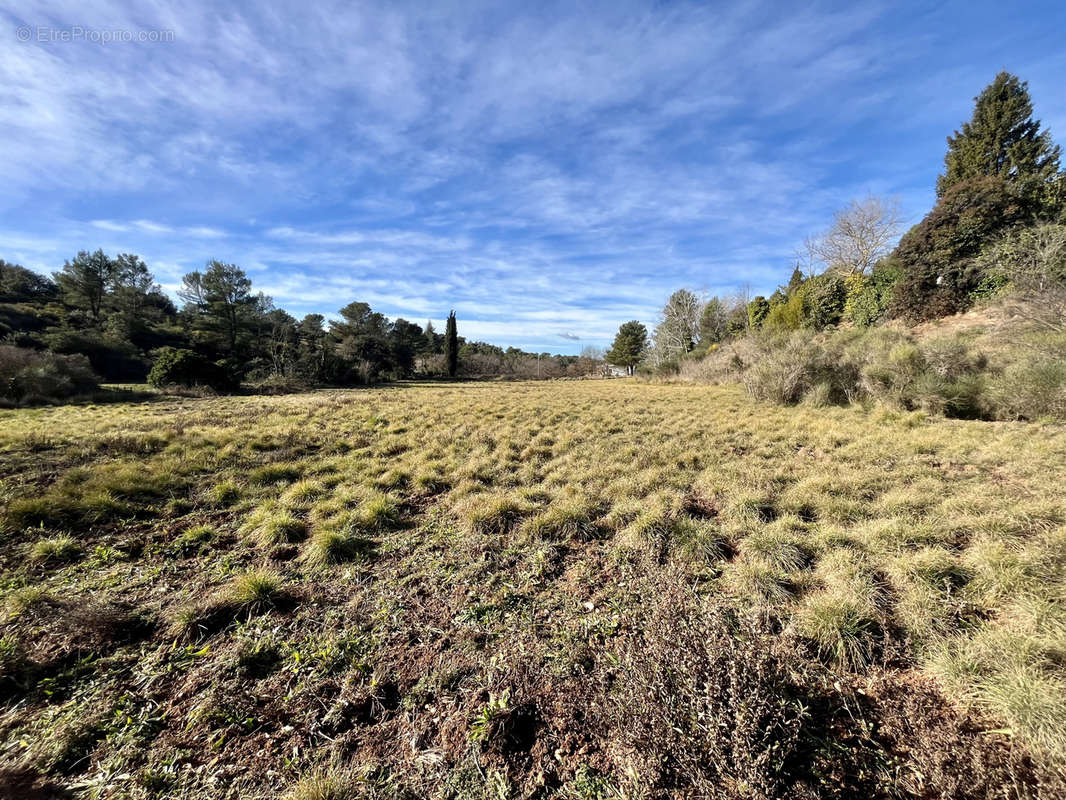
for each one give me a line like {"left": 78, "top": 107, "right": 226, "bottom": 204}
{"left": 2, "top": 1, "right": 1063, "bottom": 351}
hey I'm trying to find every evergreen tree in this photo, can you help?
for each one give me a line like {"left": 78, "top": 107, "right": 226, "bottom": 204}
{"left": 445, "top": 311, "right": 458, "bottom": 377}
{"left": 747, "top": 296, "right": 771, "bottom": 328}
{"left": 698, "top": 297, "right": 728, "bottom": 346}
{"left": 785, "top": 266, "right": 804, "bottom": 296}
{"left": 330, "top": 301, "right": 392, "bottom": 382}
{"left": 297, "top": 314, "right": 331, "bottom": 383}
{"left": 423, "top": 320, "right": 438, "bottom": 353}
{"left": 606, "top": 320, "right": 647, "bottom": 375}
{"left": 1, "top": 260, "right": 58, "bottom": 304}
{"left": 179, "top": 261, "right": 258, "bottom": 355}
{"left": 55, "top": 249, "right": 115, "bottom": 320}
{"left": 389, "top": 318, "right": 424, "bottom": 375}
{"left": 937, "top": 72, "right": 1061, "bottom": 197}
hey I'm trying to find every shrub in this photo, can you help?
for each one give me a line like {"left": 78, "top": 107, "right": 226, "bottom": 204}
{"left": 802, "top": 272, "right": 847, "bottom": 329}
{"left": 890, "top": 176, "right": 1032, "bottom": 321}
{"left": 862, "top": 333, "right": 988, "bottom": 416}
{"left": 147, "top": 347, "right": 234, "bottom": 391}
{"left": 844, "top": 261, "right": 902, "bottom": 327}
{"left": 985, "top": 357, "right": 1066, "bottom": 420}
{"left": 0, "top": 345, "right": 99, "bottom": 403}
{"left": 741, "top": 332, "right": 821, "bottom": 404}
{"left": 980, "top": 223, "right": 1066, "bottom": 332}
{"left": 763, "top": 291, "right": 805, "bottom": 331}
{"left": 741, "top": 330, "right": 859, "bottom": 406}
{"left": 613, "top": 587, "right": 809, "bottom": 797}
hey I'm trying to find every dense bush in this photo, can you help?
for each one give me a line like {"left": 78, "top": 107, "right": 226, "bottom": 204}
{"left": 860, "top": 333, "right": 987, "bottom": 418}
{"left": 740, "top": 332, "right": 824, "bottom": 404}
{"left": 762, "top": 290, "right": 805, "bottom": 331}
{"left": 844, "top": 261, "right": 903, "bottom": 327}
{"left": 985, "top": 356, "right": 1066, "bottom": 420}
{"left": 0, "top": 345, "right": 99, "bottom": 404}
{"left": 44, "top": 327, "right": 148, "bottom": 380}
{"left": 147, "top": 347, "right": 235, "bottom": 391}
{"left": 801, "top": 272, "right": 847, "bottom": 329}
{"left": 746, "top": 296, "right": 770, "bottom": 328}
{"left": 890, "top": 176, "right": 1032, "bottom": 321}
{"left": 980, "top": 223, "right": 1066, "bottom": 332}
{"left": 694, "top": 327, "right": 1022, "bottom": 419}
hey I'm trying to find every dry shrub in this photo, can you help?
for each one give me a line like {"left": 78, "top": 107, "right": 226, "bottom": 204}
{"left": 604, "top": 575, "right": 1065, "bottom": 799}
{"left": 611, "top": 585, "right": 809, "bottom": 798}
{"left": 0, "top": 345, "right": 99, "bottom": 404}
{"left": 985, "top": 355, "right": 1066, "bottom": 419}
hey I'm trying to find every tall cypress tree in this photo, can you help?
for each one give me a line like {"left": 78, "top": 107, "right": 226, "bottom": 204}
{"left": 937, "top": 72, "right": 1060, "bottom": 197}
{"left": 444, "top": 311, "right": 458, "bottom": 377}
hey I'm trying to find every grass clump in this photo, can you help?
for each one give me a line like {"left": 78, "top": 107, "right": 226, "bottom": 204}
{"left": 929, "top": 622, "right": 1066, "bottom": 758}
{"left": 28, "top": 535, "right": 82, "bottom": 564}
{"left": 354, "top": 491, "right": 399, "bottom": 531}
{"left": 1, "top": 585, "right": 51, "bottom": 622}
{"left": 249, "top": 462, "right": 303, "bottom": 486}
{"left": 303, "top": 525, "right": 376, "bottom": 568}
{"left": 463, "top": 492, "right": 535, "bottom": 536}
{"left": 738, "top": 529, "right": 812, "bottom": 573}
{"left": 175, "top": 523, "right": 216, "bottom": 552}
{"left": 672, "top": 518, "right": 731, "bottom": 565}
{"left": 227, "top": 569, "right": 286, "bottom": 607}
{"left": 283, "top": 769, "right": 364, "bottom": 800}
{"left": 795, "top": 591, "right": 878, "bottom": 669}
{"left": 242, "top": 504, "right": 308, "bottom": 545}
{"left": 523, "top": 495, "right": 600, "bottom": 542}
{"left": 208, "top": 478, "right": 242, "bottom": 507}
{"left": 170, "top": 569, "right": 289, "bottom": 639}
{"left": 282, "top": 479, "right": 326, "bottom": 507}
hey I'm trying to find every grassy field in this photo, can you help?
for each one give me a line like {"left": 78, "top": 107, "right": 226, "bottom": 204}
{"left": 1, "top": 381, "right": 1065, "bottom": 798}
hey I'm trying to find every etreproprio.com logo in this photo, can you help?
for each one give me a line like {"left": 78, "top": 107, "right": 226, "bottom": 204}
{"left": 16, "top": 25, "right": 175, "bottom": 44}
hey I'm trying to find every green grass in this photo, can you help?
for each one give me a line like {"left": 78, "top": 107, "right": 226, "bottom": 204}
{"left": 0, "top": 381, "right": 1064, "bottom": 796}
{"left": 227, "top": 569, "right": 286, "bottom": 606}
{"left": 283, "top": 769, "right": 363, "bottom": 800}
{"left": 28, "top": 535, "right": 82, "bottom": 564}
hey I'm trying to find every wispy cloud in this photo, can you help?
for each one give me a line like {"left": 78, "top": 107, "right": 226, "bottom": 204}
{"left": 2, "top": 0, "right": 1064, "bottom": 351}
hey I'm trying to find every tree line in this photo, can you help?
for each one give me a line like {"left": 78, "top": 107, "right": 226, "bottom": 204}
{"left": 0, "top": 256, "right": 604, "bottom": 402}
{"left": 607, "top": 71, "right": 1065, "bottom": 376}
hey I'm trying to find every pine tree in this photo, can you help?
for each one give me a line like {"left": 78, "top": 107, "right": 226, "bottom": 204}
{"left": 444, "top": 311, "right": 458, "bottom": 377}
{"left": 937, "top": 72, "right": 1061, "bottom": 197}
{"left": 605, "top": 320, "right": 647, "bottom": 375}
{"left": 54, "top": 249, "right": 115, "bottom": 320}
{"left": 785, "top": 266, "right": 804, "bottom": 296}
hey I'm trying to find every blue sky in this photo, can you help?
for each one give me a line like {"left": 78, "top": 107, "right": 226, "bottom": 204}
{"left": 1, "top": 1, "right": 1064, "bottom": 353}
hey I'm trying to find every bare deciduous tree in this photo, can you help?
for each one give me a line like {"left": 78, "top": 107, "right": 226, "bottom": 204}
{"left": 651, "top": 289, "right": 704, "bottom": 365}
{"left": 982, "top": 223, "right": 1066, "bottom": 334}
{"left": 807, "top": 195, "right": 903, "bottom": 275}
